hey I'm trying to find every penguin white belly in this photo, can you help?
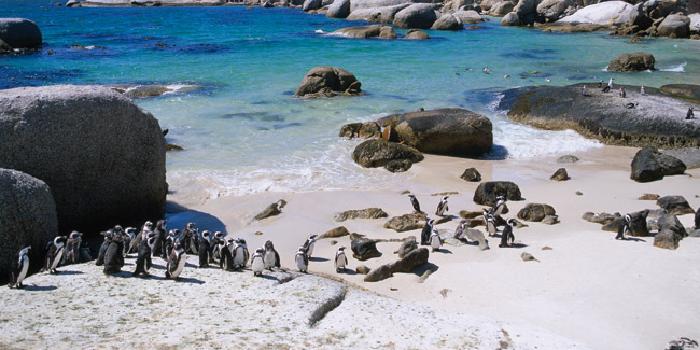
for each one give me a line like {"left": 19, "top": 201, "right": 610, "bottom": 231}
{"left": 431, "top": 235, "right": 441, "bottom": 250}
{"left": 233, "top": 247, "right": 245, "bottom": 267}
{"left": 264, "top": 251, "right": 277, "bottom": 268}
{"left": 17, "top": 257, "right": 29, "bottom": 284}
{"left": 252, "top": 257, "right": 264, "bottom": 273}
{"left": 307, "top": 242, "right": 314, "bottom": 257}
{"left": 295, "top": 254, "right": 306, "bottom": 271}
{"left": 52, "top": 248, "right": 64, "bottom": 270}
{"left": 335, "top": 254, "right": 346, "bottom": 269}
{"left": 171, "top": 254, "right": 187, "bottom": 278}
{"left": 487, "top": 221, "right": 496, "bottom": 236}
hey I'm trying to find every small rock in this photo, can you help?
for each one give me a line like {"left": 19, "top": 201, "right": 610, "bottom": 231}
{"left": 518, "top": 203, "right": 556, "bottom": 222}
{"left": 557, "top": 155, "right": 579, "bottom": 164}
{"left": 521, "top": 252, "right": 539, "bottom": 262}
{"left": 550, "top": 168, "right": 570, "bottom": 181}
{"left": 254, "top": 199, "right": 287, "bottom": 221}
{"left": 364, "top": 264, "right": 393, "bottom": 282}
{"left": 295, "top": 66, "right": 362, "bottom": 98}
{"left": 404, "top": 29, "right": 430, "bottom": 40}
{"left": 542, "top": 246, "right": 552, "bottom": 250}
{"left": 418, "top": 269, "right": 433, "bottom": 282}
{"left": 338, "top": 122, "right": 381, "bottom": 139}
{"left": 352, "top": 139, "right": 424, "bottom": 173}
{"left": 334, "top": 208, "right": 388, "bottom": 222}
{"left": 384, "top": 212, "right": 427, "bottom": 232}
{"left": 576, "top": 191, "right": 583, "bottom": 196}
{"left": 355, "top": 265, "right": 370, "bottom": 275}
{"left": 320, "top": 226, "right": 350, "bottom": 239}
{"left": 439, "top": 289, "right": 450, "bottom": 298}
{"left": 582, "top": 212, "right": 618, "bottom": 225}
{"left": 166, "top": 143, "right": 184, "bottom": 152}
{"left": 459, "top": 210, "right": 483, "bottom": 219}
{"left": 254, "top": 231, "right": 263, "bottom": 236}
{"left": 473, "top": 181, "right": 523, "bottom": 206}
{"left": 542, "top": 215, "right": 559, "bottom": 225}
{"left": 639, "top": 193, "right": 660, "bottom": 200}
{"left": 460, "top": 167, "right": 482, "bottom": 182}
{"left": 395, "top": 237, "right": 418, "bottom": 258}
{"left": 330, "top": 240, "right": 338, "bottom": 245}
{"left": 607, "top": 52, "right": 656, "bottom": 72}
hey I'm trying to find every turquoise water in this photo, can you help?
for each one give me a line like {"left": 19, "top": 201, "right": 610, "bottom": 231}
{"left": 3, "top": 0, "right": 700, "bottom": 196}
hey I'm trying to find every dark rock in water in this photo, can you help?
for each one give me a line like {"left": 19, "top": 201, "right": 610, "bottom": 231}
{"left": 582, "top": 212, "right": 618, "bottom": 226}
{"left": 0, "top": 85, "right": 166, "bottom": 233}
{"left": 0, "top": 169, "right": 57, "bottom": 283}
{"left": 473, "top": 181, "right": 523, "bottom": 206}
{"left": 295, "top": 66, "right": 361, "bottom": 98}
{"left": 404, "top": 29, "right": 430, "bottom": 40}
{"left": 631, "top": 147, "right": 686, "bottom": 183}
{"left": 333, "top": 25, "right": 382, "bottom": 38}
{"left": 377, "top": 108, "right": 493, "bottom": 158}
{"left": 254, "top": 200, "right": 286, "bottom": 221}
{"left": 518, "top": 203, "right": 556, "bottom": 222}
{"left": 0, "top": 39, "right": 12, "bottom": 54}
{"left": 395, "top": 237, "right": 418, "bottom": 258}
{"left": 363, "top": 263, "right": 393, "bottom": 282}
{"left": 500, "top": 84, "right": 700, "bottom": 148}
{"left": 0, "top": 18, "right": 42, "bottom": 50}
{"left": 320, "top": 226, "right": 350, "bottom": 239}
{"left": 338, "top": 122, "right": 381, "bottom": 139}
{"left": 550, "top": 168, "right": 570, "bottom": 181}
{"left": 166, "top": 143, "right": 184, "bottom": 152}
{"left": 391, "top": 247, "right": 429, "bottom": 272}
{"left": 655, "top": 213, "right": 687, "bottom": 250}
{"left": 656, "top": 195, "right": 695, "bottom": 215}
{"left": 639, "top": 193, "right": 660, "bottom": 200}
{"left": 659, "top": 84, "right": 700, "bottom": 103}
{"left": 393, "top": 3, "right": 438, "bottom": 29}
{"left": 607, "top": 52, "right": 655, "bottom": 72}
{"left": 627, "top": 209, "right": 650, "bottom": 236}
{"left": 355, "top": 265, "right": 370, "bottom": 275}
{"left": 351, "top": 237, "right": 382, "bottom": 261}
{"left": 334, "top": 208, "right": 388, "bottom": 222}
{"left": 460, "top": 167, "right": 481, "bottom": 182}
{"left": 557, "top": 155, "right": 579, "bottom": 164}
{"left": 326, "top": 0, "right": 350, "bottom": 18}
{"left": 352, "top": 139, "right": 424, "bottom": 172}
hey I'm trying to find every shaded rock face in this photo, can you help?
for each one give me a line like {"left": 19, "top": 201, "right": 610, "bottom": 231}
{"left": 295, "top": 67, "right": 361, "bottom": 97}
{"left": 351, "top": 238, "right": 382, "bottom": 260}
{"left": 655, "top": 213, "right": 687, "bottom": 249}
{"left": 501, "top": 12, "right": 520, "bottom": 25}
{"left": 326, "top": 0, "right": 350, "bottom": 17}
{"left": 517, "top": 203, "right": 556, "bottom": 222}
{"left": 473, "top": 181, "right": 522, "bottom": 206}
{"left": 607, "top": 53, "right": 655, "bottom": 72}
{"left": 656, "top": 13, "right": 690, "bottom": 38}
{"left": 460, "top": 167, "right": 482, "bottom": 182}
{"left": 0, "top": 18, "right": 42, "bottom": 50}
{"left": 395, "top": 237, "right": 418, "bottom": 258}
{"left": 363, "top": 263, "right": 393, "bottom": 282}
{"left": 338, "top": 122, "right": 381, "bottom": 139}
{"left": 536, "top": 0, "right": 571, "bottom": 23}
{"left": 659, "top": 84, "right": 700, "bottom": 102}
{"left": 490, "top": 1, "right": 515, "bottom": 16}
{"left": 377, "top": 108, "right": 493, "bottom": 158}
{"left": 0, "top": 169, "right": 57, "bottom": 283}
{"left": 352, "top": 139, "right": 424, "bottom": 172}
{"left": 334, "top": 208, "right": 389, "bottom": 222}
{"left": 303, "top": 0, "right": 322, "bottom": 11}
{"left": 364, "top": 247, "right": 429, "bottom": 282}
{"left": 550, "top": 168, "right": 570, "bottom": 181}
{"left": 656, "top": 196, "right": 695, "bottom": 215}
{"left": 432, "top": 13, "right": 464, "bottom": 30}
{"left": 393, "top": 3, "right": 438, "bottom": 29}
{"left": 0, "top": 85, "right": 166, "bottom": 233}
{"left": 379, "top": 26, "right": 397, "bottom": 38}
{"left": 631, "top": 147, "right": 686, "bottom": 183}
{"left": 500, "top": 84, "right": 700, "bottom": 149}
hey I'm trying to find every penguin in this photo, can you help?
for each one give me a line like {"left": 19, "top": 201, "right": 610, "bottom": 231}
{"left": 582, "top": 85, "right": 589, "bottom": 97}
{"left": 608, "top": 77, "right": 614, "bottom": 89}
{"left": 420, "top": 219, "right": 434, "bottom": 245}
{"left": 295, "top": 247, "right": 309, "bottom": 273}
{"left": 640, "top": 85, "right": 646, "bottom": 95}
{"left": 96, "top": 231, "right": 112, "bottom": 266}
{"left": 65, "top": 230, "right": 82, "bottom": 265}
{"left": 9, "top": 246, "right": 31, "bottom": 289}
{"left": 165, "top": 240, "right": 187, "bottom": 280}
{"left": 408, "top": 194, "right": 421, "bottom": 213}
{"left": 616, "top": 214, "right": 631, "bottom": 240}
{"left": 334, "top": 247, "right": 348, "bottom": 273}
{"left": 44, "top": 236, "right": 67, "bottom": 274}
{"left": 499, "top": 219, "right": 516, "bottom": 248}
{"left": 602, "top": 85, "right": 611, "bottom": 93}
{"left": 263, "top": 240, "right": 281, "bottom": 270}
{"left": 133, "top": 231, "right": 155, "bottom": 277}
{"left": 435, "top": 196, "right": 449, "bottom": 216}
{"left": 152, "top": 220, "right": 166, "bottom": 258}
{"left": 687, "top": 108, "right": 696, "bottom": 120}
{"left": 695, "top": 207, "right": 700, "bottom": 230}
{"left": 493, "top": 195, "right": 507, "bottom": 216}
{"left": 482, "top": 66, "right": 491, "bottom": 74}
{"left": 484, "top": 209, "right": 497, "bottom": 237}
{"left": 183, "top": 223, "right": 198, "bottom": 255}
{"left": 303, "top": 234, "right": 318, "bottom": 258}
{"left": 251, "top": 248, "right": 265, "bottom": 277}
{"left": 124, "top": 227, "right": 139, "bottom": 255}
{"left": 103, "top": 232, "right": 125, "bottom": 274}
{"left": 211, "top": 231, "right": 225, "bottom": 265}
{"left": 198, "top": 230, "right": 211, "bottom": 268}
{"left": 619, "top": 86, "right": 626, "bottom": 98}
{"left": 164, "top": 229, "right": 178, "bottom": 260}
{"left": 430, "top": 228, "right": 442, "bottom": 252}
{"left": 232, "top": 238, "right": 249, "bottom": 270}
{"left": 453, "top": 219, "right": 467, "bottom": 240}
{"left": 221, "top": 238, "right": 235, "bottom": 271}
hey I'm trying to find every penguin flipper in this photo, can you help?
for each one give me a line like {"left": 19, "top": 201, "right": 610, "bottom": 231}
{"left": 274, "top": 251, "right": 281, "bottom": 267}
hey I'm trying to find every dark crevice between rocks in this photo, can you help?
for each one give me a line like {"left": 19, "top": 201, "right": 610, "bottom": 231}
{"left": 308, "top": 285, "right": 348, "bottom": 327}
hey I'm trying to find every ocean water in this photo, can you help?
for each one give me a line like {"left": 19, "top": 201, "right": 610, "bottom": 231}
{"left": 3, "top": 0, "right": 700, "bottom": 196}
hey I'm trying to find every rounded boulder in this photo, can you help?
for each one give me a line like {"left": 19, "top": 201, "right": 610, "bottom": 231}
{"left": 0, "top": 18, "right": 42, "bottom": 49}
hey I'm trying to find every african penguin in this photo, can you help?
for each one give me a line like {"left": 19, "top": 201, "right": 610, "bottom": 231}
{"left": 430, "top": 228, "right": 442, "bottom": 252}
{"left": 152, "top": 220, "right": 166, "bottom": 258}
{"left": 616, "top": 215, "right": 631, "bottom": 240}
{"left": 9, "top": 246, "right": 31, "bottom": 289}
{"left": 494, "top": 195, "right": 507, "bottom": 216}
{"left": 198, "top": 230, "right": 211, "bottom": 268}
{"left": 124, "top": 227, "right": 139, "bottom": 255}
{"left": 420, "top": 219, "right": 434, "bottom": 245}
{"left": 695, "top": 207, "right": 699, "bottom": 230}
{"left": 408, "top": 194, "right": 421, "bottom": 213}
{"left": 65, "top": 230, "right": 82, "bottom": 265}
{"left": 221, "top": 238, "right": 235, "bottom": 271}
{"left": 133, "top": 231, "right": 155, "bottom": 277}
{"left": 44, "top": 236, "right": 67, "bottom": 274}
{"left": 183, "top": 223, "right": 198, "bottom": 255}
{"left": 263, "top": 240, "right": 281, "bottom": 270}
{"left": 251, "top": 248, "right": 265, "bottom": 277}
{"left": 484, "top": 209, "right": 497, "bottom": 237}
{"left": 211, "top": 231, "right": 225, "bottom": 265}
{"left": 334, "top": 247, "right": 348, "bottom": 273}
{"left": 303, "top": 234, "right": 318, "bottom": 258}
{"left": 435, "top": 196, "right": 449, "bottom": 216}
{"left": 103, "top": 232, "right": 125, "bottom": 275}
{"left": 232, "top": 239, "right": 249, "bottom": 270}
{"left": 96, "top": 231, "right": 112, "bottom": 266}
{"left": 164, "top": 229, "right": 179, "bottom": 260}
{"left": 295, "top": 247, "right": 309, "bottom": 273}
{"left": 165, "top": 241, "right": 187, "bottom": 280}
{"left": 499, "top": 219, "right": 516, "bottom": 248}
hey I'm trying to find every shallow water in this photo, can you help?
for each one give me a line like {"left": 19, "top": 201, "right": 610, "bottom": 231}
{"left": 3, "top": 1, "right": 700, "bottom": 196}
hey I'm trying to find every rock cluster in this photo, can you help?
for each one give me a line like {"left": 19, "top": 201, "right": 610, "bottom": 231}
{"left": 295, "top": 66, "right": 362, "bottom": 98}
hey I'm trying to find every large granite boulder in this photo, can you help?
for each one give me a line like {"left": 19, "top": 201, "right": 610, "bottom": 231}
{"left": 659, "top": 84, "right": 700, "bottom": 102}
{"left": 303, "top": 0, "right": 323, "bottom": 11}
{"left": 393, "top": 3, "right": 439, "bottom": 29}
{"left": 654, "top": 212, "right": 687, "bottom": 249}
{"left": 0, "top": 169, "right": 57, "bottom": 283}
{"left": 490, "top": 1, "right": 515, "bottom": 16}
{"left": 0, "top": 85, "right": 166, "bottom": 233}
{"left": 656, "top": 13, "right": 690, "bottom": 38}
{"left": 656, "top": 195, "right": 695, "bottom": 215}
{"left": 377, "top": 108, "right": 493, "bottom": 157}
{"left": 0, "top": 18, "right": 42, "bottom": 50}
{"left": 432, "top": 13, "right": 464, "bottom": 30}
{"left": 295, "top": 67, "right": 361, "bottom": 97}
{"left": 349, "top": 0, "right": 425, "bottom": 11}
{"left": 517, "top": 203, "right": 556, "bottom": 222}
{"left": 346, "top": 4, "right": 410, "bottom": 22}
{"left": 473, "top": 181, "right": 523, "bottom": 206}
{"left": 557, "top": 1, "right": 634, "bottom": 26}
{"left": 326, "top": 0, "right": 351, "bottom": 18}
{"left": 513, "top": 0, "right": 539, "bottom": 25}
{"left": 607, "top": 53, "right": 655, "bottom": 72}
{"left": 351, "top": 238, "right": 382, "bottom": 260}
{"left": 352, "top": 139, "right": 424, "bottom": 172}
{"left": 454, "top": 10, "right": 483, "bottom": 24}
{"left": 630, "top": 147, "right": 686, "bottom": 183}
{"left": 404, "top": 29, "right": 430, "bottom": 39}
{"left": 536, "top": 0, "right": 571, "bottom": 23}
{"left": 501, "top": 12, "right": 520, "bottom": 25}
{"left": 500, "top": 84, "right": 700, "bottom": 149}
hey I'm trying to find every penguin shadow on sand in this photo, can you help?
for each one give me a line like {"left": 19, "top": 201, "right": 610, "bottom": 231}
{"left": 492, "top": 233, "right": 529, "bottom": 249}
{"left": 309, "top": 257, "right": 330, "bottom": 263}
{"left": 335, "top": 267, "right": 357, "bottom": 276}
{"left": 433, "top": 248, "right": 453, "bottom": 254}
{"left": 51, "top": 269, "right": 85, "bottom": 276}
{"left": 22, "top": 284, "right": 58, "bottom": 292}
{"left": 618, "top": 236, "right": 647, "bottom": 243}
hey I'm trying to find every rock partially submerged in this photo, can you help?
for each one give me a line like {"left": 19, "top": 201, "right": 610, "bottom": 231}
{"left": 295, "top": 66, "right": 362, "bottom": 98}
{"left": 404, "top": 29, "right": 430, "bottom": 40}
{"left": 0, "top": 18, "right": 42, "bottom": 51}
{"left": 338, "top": 122, "right": 381, "bottom": 139}
{"left": 473, "top": 181, "right": 523, "bottom": 206}
{"left": 334, "top": 208, "right": 389, "bottom": 222}
{"left": 631, "top": 147, "right": 686, "bottom": 183}
{"left": 500, "top": 84, "right": 700, "bottom": 149}
{"left": 607, "top": 52, "right": 655, "bottom": 72}
{"left": 352, "top": 139, "right": 424, "bottom": 172}
{"left": 332, "top": 25, "right": 395, "bottom": 39}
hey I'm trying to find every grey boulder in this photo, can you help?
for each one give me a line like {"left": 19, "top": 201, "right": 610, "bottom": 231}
{"left": 352, "top": 139, "right": 424, "bottom": 172}
{"left": 517, "top": 203, "right": 556, "bottom": 222}
{"left": 631, "top": 147, "right": 686, "bottom": 183}
{"left": 393, "top": 3, "right": 439, "bottom": 29}
{"left": 656, "top": 13, "right": 690, "bottom": 38}
{"left": 432, "top": 13, "right": 464, "bottom": 30}
{"left": 0, "top": 18, "right": 42, "bottom": 49}
{"left": 473, "top": 181, "right": 523, "bottom": 206}
{"left": 656, "top": 195, "right": 695, "bottom": 215}
{"left": 295, "top": 66, "right": 362, "bottom": 97}
{"left": 326, "top": 0, "right": 351, "bottom": 17}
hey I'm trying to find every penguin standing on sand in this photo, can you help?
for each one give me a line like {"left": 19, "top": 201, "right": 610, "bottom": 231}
{"left": 103, "top": 232, "right": 125, "bottom": 275}
{"left": 435, "top": 196, "right": 449, "bottom": 216}
{"left": 124, "top": 227, "right": 139, "bottom": 255}
{"left": 96, "top": 231, "right": 112, "bottom": 266}
{"left": 9, "top": 247, "right": 31, "bottom": 289}
{"left": 232, "top": 238, "right": 249, "bottom": 270}
{"left": 334, "top": 247, "right": 348, "bottom": 273}
{"left": 251, "top": 248, "right": 265, "bottom": 277}
{"left": 295, "top": 247, "right": 309, "bottom": 273}
{"left": 183, "top": 223, "right": 198, "bottom": 255}
{"left": 263, "top": 240, "right": 281, "bottom": 270}
{"left": 484, "top": 209, "right": 497, "bottom": 237}
{"left": 687, "top": 108, "right": 696, "bottom": 120}
{"left": 152, "top": 220, "right": 166, "bottom": 258}
{"left": 133, "top": 231, "right": 155, "bottom": 277}
{"left": 430, "top": 228, "right": 442, "bottom": 252}
{"left": 164, "top": 229, "right": 178, "bottom": 260}
{"left": 640, "top": 85, "right": 646, "bottom": 95}
{"left": 211, "top": 231, "right": 225, "bottom": 265}
{"left": 165, "top": 241, "right": 187, "bottom": 280}
{"left": 420, "top": 219, "right": 434, "bottom": 245}
{"left": 65, "top": 230, "right": 82, "bottom": 265}
{"left": 44, "top": 236, "right": 67, "bottom": 274}
{"left": 619, "top": 86, "right": 626, "bottom": 98}
{"left": 453, "top": 219, "right": 467, "bottom": 240}
{"left": 303, "top": 234, "right": 318, "bottom": 258}
{"left": 221, "top": 238, "right": 235, "bottom": 271}
{"left": 615, "top": 215, "right": 631, "bottom": 240}
{"left": 198, "top": 230, "right": 211, "bottom": 268}
{"left": 493, "top": 195, "right": 507, "bottom": 216}
{"left": 499, "top": 219, "right": 516, "bottom": 248}
{"left": 408, "top": 194, "right": 421, "bottom": 213}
